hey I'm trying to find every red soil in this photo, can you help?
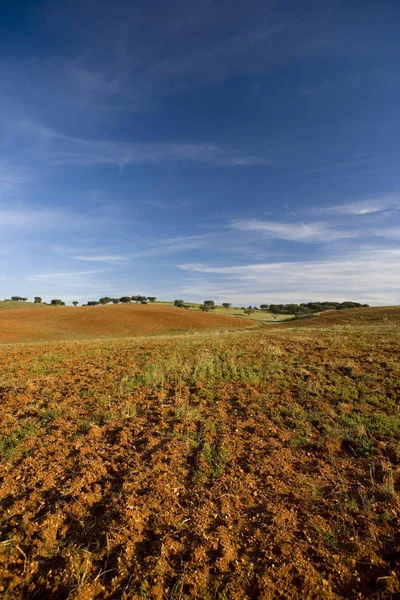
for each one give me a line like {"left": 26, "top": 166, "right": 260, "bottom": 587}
{"left": 0, "top": 304, "right": 252, "bottom": 343}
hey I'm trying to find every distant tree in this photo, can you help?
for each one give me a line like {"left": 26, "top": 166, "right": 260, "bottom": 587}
{"left": 260, "top": 304, "right": 269, "bottom": 310}
{"left": 174, "top": 299, "right": 185, "bottom": 308}
{"left": 131, "top": 295, "right": 139, "bottom": 303}
{"left": 34, "top": 297, "right": 42, "bottom": 304}
{"left": 11, "top": 296, "right": 24, "bottom": 302}
{"left": 337, "top": 302, "right": 362, "bottom": 310}
{"left": 50, "top": 299, "right": 64, "bottom": 306}
{"left": 137, "top": 295, "right": 147, "bottom": 303}
{"left": 112, "top": 298, "right": 120, "bottom": 304}
{"left": 87, "top": 301, "right": 99, "bottom": 306}
{"left": 203, "top": 300, "right": 215, "bottom": 309}
{"left": 120, "top": 296, "right": 132, "bottom": 304}
{"left": 199, "top": 304, "right": 211, "bottom": 312}
{"left": 99, "top": 296, "right": 111, "bottom": 305}
{"left": 72, "top": 301, "right": 79, "bottom": 306}
{"left": 244, "top": 306, "right": 254, "bottom": 315}
{"left": 147, "top": 296, "right": 157, "bottom": 302}
{"left": 222, "top": 303, "right": 231, "bottom": 309}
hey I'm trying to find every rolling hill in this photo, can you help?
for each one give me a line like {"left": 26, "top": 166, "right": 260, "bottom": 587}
{"left": 0, "top": 303, "right": 253, "bottom": 343}
{"left": 280, "top": 305, "right": 400, "bottom": 329}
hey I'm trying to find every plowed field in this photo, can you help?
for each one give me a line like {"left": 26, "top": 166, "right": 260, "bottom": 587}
{"left": 0, "top": 304, "right": 252, "bottom": 344}
{"left": 0, "top": 307, "right": 399, "bottom": 599}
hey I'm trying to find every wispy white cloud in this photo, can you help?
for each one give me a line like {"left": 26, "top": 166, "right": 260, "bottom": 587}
{"left": 316, "top": 196, "right": 400, "bottom": 215}
{"left": 7, "top": 120, "right": 272, "bottom": 169}
{"left": 178, "top": 249, "right": 400, "bottom": 305}
{"left": 25, "top": 270, "right": 115, "bottom": 300}
{"left": 38, "top": 132, "right": 272, "bottom": 169}
{"left": 60, "top": 234, "right": 213, "bottom": 266}
{"left": 0, "top": 164, "right": 26, "bottom": 190}
{"left": 27, "top": 269, "right": 109, "bottom": 281}
{"left": 231, "top": 219, "right": 357, "bottom": 243}
{"left": 377, "top": 227, "right": 400, "bottom": 240}
{"left": 145, "top": 199, "right": 189, "bottom": 210}
{"left": 0, "top": 162, "right": 31, "bottom": 202}
{"left": 70, "top": 255, "right": 129, "bottom": 263}
{"left": 12, "top": 0, "right": 388, "bottom": 116}
{"left": 0, "top": 202, "right": 121, "bottom": 237}
{"left": 127, "top": 234, "right": 213, "bottom": 259}
{"left": 0, "top": 207, "right": 61, "bottom": 228}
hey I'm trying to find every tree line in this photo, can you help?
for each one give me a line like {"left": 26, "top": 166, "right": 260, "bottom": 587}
{"left": 84, "top": 296, "right": 157, "bottom": 306}
{"left": 260, "top": 301, "right": 369, "bottom": 316}
{"left": 2, "top": 296, "right": 369, "bottom": 315}
{"left": 4, "top": 296, "right": 65, "bottom": 305}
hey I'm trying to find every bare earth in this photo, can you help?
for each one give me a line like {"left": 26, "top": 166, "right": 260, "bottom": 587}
{"left": 0, "top": 307, "right": 399, "bottom": 599}
{"left": 0, "top": 304, "right": 252, "bottom": 344}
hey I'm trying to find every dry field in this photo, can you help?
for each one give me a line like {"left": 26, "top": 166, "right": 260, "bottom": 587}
{"left": 0, "top": 304, "right": 252, "bottom": 344}
{"left": 0, "top": 307, "right": 399, "bottom": 599}
{"left": 0, "top": 302, "right": 48, "bottom": 311}
{"left": 280, "top": 306, "right": 400, "bottom": 330}
{"left": 155, "top": 303, "right": 293, "bottom": 323}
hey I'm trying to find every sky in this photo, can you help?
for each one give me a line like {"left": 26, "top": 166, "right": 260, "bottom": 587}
{"left": 0, "top": 0, "right": 399, "bottom": 306}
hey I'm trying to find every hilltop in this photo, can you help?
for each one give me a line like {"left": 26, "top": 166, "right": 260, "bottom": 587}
{"left": 0, "top": 300, "right": 49, "bottom": 311}
{"left": 280, "top": 305, "right": 400, "bottom": 329}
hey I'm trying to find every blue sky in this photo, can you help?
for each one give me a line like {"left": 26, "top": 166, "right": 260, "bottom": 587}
{"left": 0, "top": 0, "right": 399, "bottom": 305}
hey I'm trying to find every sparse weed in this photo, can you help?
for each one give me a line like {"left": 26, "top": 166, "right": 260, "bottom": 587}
{"left": 202, "top": 443, "right": 230, "bottom": 479}
{"left": 310, "top": 484, "right": 323, "bottom": 501}
{"left": 39, "top": 407, "right": 62, "bottom": 426}
{"left": 174, "top": 404, "right": 201, "bottom": 422}
{"left": 290, "top": 433, "right": 309, "bottom": 448}
{"left": 0, "top": 419, "right": 39, "bottom": 460}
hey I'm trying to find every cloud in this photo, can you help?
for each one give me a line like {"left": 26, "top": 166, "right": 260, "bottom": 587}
{"left": 316, "top": 196, "right": 400, "bottom": 215}
{"left": 0, "top": 165, "right": 26, "bottom": 191}
{"left": 127, "top": 234, "right": 213, "bottom": 260}
{"left": 27, "top": 269, "right": 109, "bottom": 281}
{"left": 70, "top": 255, "right": 129, "bottom": 263}
{"left": 178, "top": 249, "right": 400, "bottom": 305}
{"left": 377, "top": 227, "right": 400, "bottom": 240}
{"left": 24, "top": 128, "right": 272, "bottom": 169}
{"left": 145, "top": 199, "right": 189, "bottom": 210}
{"left": 25, "top": 270, "right": 115, "bottom": 298}
{"left": 0, "top": 201, "right": 123, "bottom": 238}
{"left": 142, "top": 20, "right": 291, "bottom": 95}
{"left": 231, "top": 219, "right": 357, "bottom": 243}
{"left": 5, "top": 119, "right": 272, "bottom": 169}
{"left": 0, "top": 207, "right": 60, "bottom": 228}
{"left": 61, "top": 234, "right": 214, "bottom": 267}
{"left": 0, "top": 162, "right": 32, "bottom": 202}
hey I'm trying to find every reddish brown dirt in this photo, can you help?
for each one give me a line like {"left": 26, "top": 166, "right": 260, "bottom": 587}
{"left": 0, "top": 304, "right": 252, "bottom": 344}
{"left": 0, "top": 312, "right": 399, "bottom": 599}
